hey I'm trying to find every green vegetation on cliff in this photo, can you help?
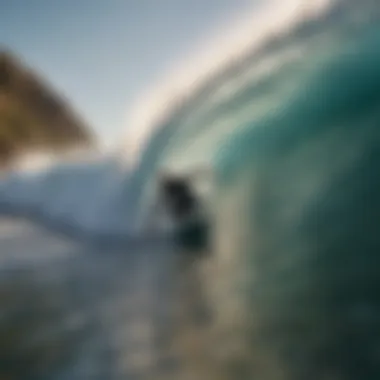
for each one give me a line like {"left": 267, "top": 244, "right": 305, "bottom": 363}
{"left": 0, "top": 50, "right": 96, "bottom": 166}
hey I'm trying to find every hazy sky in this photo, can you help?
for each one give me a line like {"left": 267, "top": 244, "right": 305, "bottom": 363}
{"left": 0, "top": 0, "right": 256, "bottom": 147}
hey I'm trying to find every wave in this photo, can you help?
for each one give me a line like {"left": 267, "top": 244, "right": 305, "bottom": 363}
{"left": 126, "top": 0, "right": 380, "bottom": 230}
{"left": 1, "top": 0, "right": 380, "bottom": 377}
{"left": 0, "top": 0, "right": 378, "bottom": 239}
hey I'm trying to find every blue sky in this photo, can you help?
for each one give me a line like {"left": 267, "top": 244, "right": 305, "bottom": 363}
{"left": 0, "top": 0, "right": 256, "bottom": 147}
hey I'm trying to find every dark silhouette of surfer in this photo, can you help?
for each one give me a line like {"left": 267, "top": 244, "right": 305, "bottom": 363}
{"left": 160, "top": 176, "right": 198, "bottom": 220}
{"left": 159, "top": 175, "right": 209, "bottom": 250}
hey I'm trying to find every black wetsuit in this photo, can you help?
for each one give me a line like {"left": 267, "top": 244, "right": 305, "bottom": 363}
{"left": 160, "top": 177, "right": 208, "bottom": 250}
{"left": 161, "top": 178, "right": 198, "bottom": 221}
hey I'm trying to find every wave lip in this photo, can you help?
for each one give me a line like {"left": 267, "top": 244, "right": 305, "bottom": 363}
{"left": 122, "top": 0, "right": 336, "bottom": 169}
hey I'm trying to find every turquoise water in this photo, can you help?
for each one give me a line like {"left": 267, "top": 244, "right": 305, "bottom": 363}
{"left": 129, "top": 1, "right": 380, "bottom": 377}
{"left": 133, "top": 0, "right": 380, "bottom": 226}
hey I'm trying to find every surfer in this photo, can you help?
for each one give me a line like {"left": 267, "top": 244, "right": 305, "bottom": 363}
{"left": 158, "top": 174, "right": 210, "bottom": 251}
{"left": 160, "top": 176, "right": 198, "bottom": 220}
